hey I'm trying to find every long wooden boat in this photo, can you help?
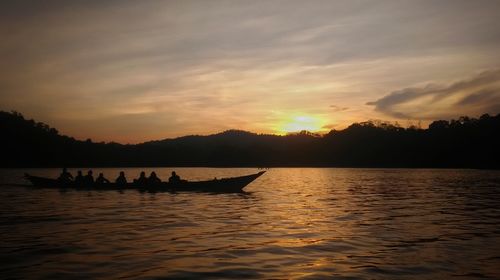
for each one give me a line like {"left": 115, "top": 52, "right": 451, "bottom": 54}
{"left": 24, "top": 171, "right": 266, "bottom": 193}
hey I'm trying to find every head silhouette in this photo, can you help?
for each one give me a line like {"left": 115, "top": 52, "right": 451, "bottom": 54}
{"left": 119, "top": 171, "right": 125, "bottom": 176}
{"left": 172, "top": 171, "right": 176, "bottom": 176}
{"left": 151, "top": 171, "right": 157, "bottom": 177}
{"left": 140, "top": 171, "right": 146, "bottom": 177}
{"left": 63, "top": 167, "right": 68, "bottom": 173}
{"left": 98, "top": 173, "right": 104, "bottom": 177}
{"left": 77, "top": 170, "right": 82, "bottom": 176}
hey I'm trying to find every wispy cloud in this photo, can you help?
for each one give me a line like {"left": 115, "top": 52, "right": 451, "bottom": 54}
{"left": 330, "top": 105, "right": 349, "bottom": 112}
{"left": 367, "top": 70, "right": 500, "bottom": 119}
{"left": 1, "top": 1, "right": 500, "bottom": 142}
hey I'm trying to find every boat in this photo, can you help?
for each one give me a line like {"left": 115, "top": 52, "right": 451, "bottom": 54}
{"left": 24, "top": 171, "right": 266, "bottom": 193}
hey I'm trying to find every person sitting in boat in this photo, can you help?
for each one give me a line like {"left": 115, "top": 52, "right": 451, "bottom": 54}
{"left": 134, "top": 171, "right": 148, "bottom": 185}
{"left": 84, "top": 170, "right": 94, "bottom": 185}
{"left": 95, "top": 173, "right": 110, "bottom": 185}
{"left": 148, "top": 171, "right": 161, "bottom": 184}
{"left": 57, "top": 168, "right": 73, "bottom": 184}
{"left": 115, "top": 171, "right": 127, "bottom": 186}
{"left": 74, "top": 170, "right": 84, "bottom": 185}
{"left": 168, "top": 171, "right": 181, "bottom": 184}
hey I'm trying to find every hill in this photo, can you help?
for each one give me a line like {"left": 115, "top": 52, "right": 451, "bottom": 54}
{"left": 1, "top": 111, "right": 499, "bottom": 168}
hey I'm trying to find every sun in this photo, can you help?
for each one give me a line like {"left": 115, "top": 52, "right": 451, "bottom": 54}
{"left": 278, "top": 115, "right": 327, "bottom": 134}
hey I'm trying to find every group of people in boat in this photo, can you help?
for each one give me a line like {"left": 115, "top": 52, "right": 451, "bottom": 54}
{"left": 57, "top": 168, "right": 182, "bottom": 186}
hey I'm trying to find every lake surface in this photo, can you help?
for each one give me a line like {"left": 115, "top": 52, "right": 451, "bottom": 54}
{"left": 1, "top": 168, "right": 499, "bottom": 279}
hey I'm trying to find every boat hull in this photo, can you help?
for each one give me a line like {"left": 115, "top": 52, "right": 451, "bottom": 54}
{"left": 24, "top": 171, "right": 265, "bottom": 193}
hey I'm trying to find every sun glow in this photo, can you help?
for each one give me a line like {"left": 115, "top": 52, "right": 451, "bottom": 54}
{"left": 277, "top": 115, "right": 328, "bottom": 134}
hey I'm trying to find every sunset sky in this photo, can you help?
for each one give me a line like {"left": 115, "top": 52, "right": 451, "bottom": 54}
{"left": 1, "top": 0, "right": 500, "bottom": 143}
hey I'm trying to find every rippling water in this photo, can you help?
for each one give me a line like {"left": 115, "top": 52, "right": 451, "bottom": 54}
{"left": 1, "top": 168, "right": 499, "bottom": 279}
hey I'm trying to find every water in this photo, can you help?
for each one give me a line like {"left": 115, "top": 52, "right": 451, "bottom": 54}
{"left": 1, "top": 168, "right": 499, "bottom": 279}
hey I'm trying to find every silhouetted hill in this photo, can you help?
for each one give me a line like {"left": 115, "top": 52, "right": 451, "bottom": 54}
{"left": 1, "top": 111, "right": 499, "bottom": 168}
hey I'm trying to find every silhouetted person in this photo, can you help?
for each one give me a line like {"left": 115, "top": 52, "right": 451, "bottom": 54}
{"left": 58, "top": 167, "right": 73, "bottom": 184}
{"left": 148, "top": 171, "right": 161, "bottom": 185}
{"left": 134, "top": 171, "right": 147, "bottom": 185}
{"left": 169, "top": 171, "right": 181, "bottom": 184}
{"left": 96, "top": 173, "right": 110, "bottom": 184}
{"left": 115, "top": 171, "right": 127, "bottom": 186}
{"left": 84, "top": 170, "right": 94, "bottom": 185}
{"left": 75, "top": 170, "right": 84, "bottom": 185}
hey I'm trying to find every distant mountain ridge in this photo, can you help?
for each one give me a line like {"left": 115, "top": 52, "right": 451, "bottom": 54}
{"left": 1, "top": 111, "right": 499, "bottom": 168}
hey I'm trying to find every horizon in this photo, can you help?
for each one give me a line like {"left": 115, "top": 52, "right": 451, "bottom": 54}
{"left": 1, "top": 1, "right": 500, "bottom": 143}
{"left": 4, "top": 110, "right": 496, "bottom": 145}
{"left": 1, "top": 2, "right": 500, "bottom": 275}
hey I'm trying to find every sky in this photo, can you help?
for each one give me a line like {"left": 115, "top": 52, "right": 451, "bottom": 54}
{"left": 1, "top": 0, "right": 500, "bottom": 143}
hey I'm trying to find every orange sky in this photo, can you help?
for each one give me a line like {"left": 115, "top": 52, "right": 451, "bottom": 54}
{"left": 1, "top": 1, "right": 499, "bottom": 143}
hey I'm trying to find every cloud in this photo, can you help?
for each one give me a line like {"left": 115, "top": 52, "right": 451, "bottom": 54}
{"left": 330, "top": 105, "right": 349, "bottom": 112}
{"left": 367, "top": 70, "right": 500, "bottom": 119}
{"left": 1, "top": 1, "right": 500, "bottom": 142}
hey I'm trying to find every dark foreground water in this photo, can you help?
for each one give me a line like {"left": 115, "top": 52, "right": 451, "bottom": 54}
{"left": 0, "top": 168, "right": 499, "bottom": 279}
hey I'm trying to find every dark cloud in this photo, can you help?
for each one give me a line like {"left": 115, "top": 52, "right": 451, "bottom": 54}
{"left": 1, "top": 1, "right": 500, "bottom": 141}
{"left": 367, "top": 70, "right": 500, "bottom": 119}
{"left": 330, "top": 105, "right": 349, "bottom": 112}
{"left": 456, "top": 89, "right": 497, "bottom": 106}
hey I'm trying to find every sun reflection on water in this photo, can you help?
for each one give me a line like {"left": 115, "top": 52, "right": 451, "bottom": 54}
{"left": 1, "top": 168, "right": 500, "bottom": 279}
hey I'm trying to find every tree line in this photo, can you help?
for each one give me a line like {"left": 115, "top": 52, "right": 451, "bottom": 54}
{"left": 1, "top": 111, "right": 499, "bottom": 168}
